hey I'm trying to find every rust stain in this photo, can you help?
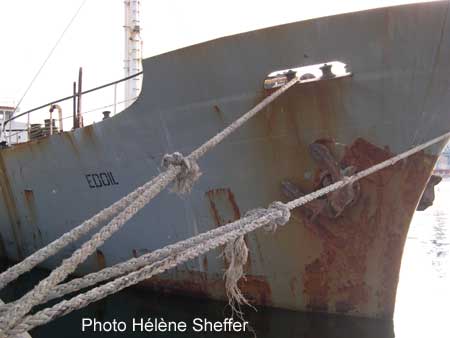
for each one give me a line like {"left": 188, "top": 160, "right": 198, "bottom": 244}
{"left": 205, "top": 188, "right": 251, "bottom": 270}
{"left": 299, "top": 137, "right": 437, "bottom": 317}
{"left": 23, "top": 189, "right": 32, "bottom": 200}
{"left": 23, "top": 189, "right": 43, "bottom": 250}
{"left": 5, "top": 136, "right": 45, "bottom": 151}
{"left": 6, "top": 131, "right": 82, "bottom": 166}
{"left": 213, "top": 105, "right": 225, "bottom": 125}
{"left": 202, "top": 256, "right": 208, "bottom": 271}
{"left": 139, "top": 270, "right": 272, "bottom": 306}
{"left": 206, "top": 194, "right": 221, "bottom": 226}
{"left": 0, "top": 233, "right": 6, "bottom": 259}
{"left": 237, "top": 275, "right": 272, "bottom": 306}
{"left": 62, "top": 133, "right": 81, "bottom": 158}
{"left": 96, "top": 249, "right": 106, "bottom": 270}
{"left": 266, "top": 75, "right": 351, "bottom": 137}
{"left": 257, "top": 75, "right": 351, "bottom": 203}
{"left": 0, "top": 153, "right": 24, "bottom": 258}
{"left": 81, "top": 125, "right": 97, "bottom": 144}
{"left": 303, "top": 258, "right": 329, "bottom": 312}
{"left": 140, "top": 271, "right": 211, "bottom": 299}
{"left": 205, "top": 188, "right": 241, "bottom": 226}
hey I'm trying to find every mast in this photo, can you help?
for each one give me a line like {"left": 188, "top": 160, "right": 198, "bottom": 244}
{"left": 124, "top": 0, "right": 142, "bottom": 108}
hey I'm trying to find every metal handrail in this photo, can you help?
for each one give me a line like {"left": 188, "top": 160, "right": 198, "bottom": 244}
{"left": 2, "top": 71, "right": 143, "bottom": 131}
{"left": 57, "top": 97, "right": 138, "bottom": 123}
{"left": 5, "top": 129, "right": 27, "bottom": 139}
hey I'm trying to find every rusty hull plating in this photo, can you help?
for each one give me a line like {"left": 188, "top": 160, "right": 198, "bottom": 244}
{"left": 0, "top": 1, "right": 450, "bottom": 319}
{"left": 136, "top": 135, "right": 437, "bottom": 319}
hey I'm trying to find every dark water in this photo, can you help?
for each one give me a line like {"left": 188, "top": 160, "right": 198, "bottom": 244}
{"left": 1, "top": 180, "right": 449, "bottom": 338}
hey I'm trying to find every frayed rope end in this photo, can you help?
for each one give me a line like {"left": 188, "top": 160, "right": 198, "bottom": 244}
{"left": 222, "top": 202, "right": 290, "bottom": 318}
{"left": 223, "top": 236, "right": 252, "bottom": 317}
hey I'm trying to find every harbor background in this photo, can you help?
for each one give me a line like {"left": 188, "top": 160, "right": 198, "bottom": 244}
{"left": 1, "top": 179, "right": 448, "bottom": 337}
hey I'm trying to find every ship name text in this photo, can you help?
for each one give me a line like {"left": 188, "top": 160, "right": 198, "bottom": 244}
{"left": 85, "top": 172, "right": 119, "bottom": 188}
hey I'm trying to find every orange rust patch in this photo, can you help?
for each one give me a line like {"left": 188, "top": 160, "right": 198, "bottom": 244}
{"left": 96, "top": 249, "right": 106, "bottom": 270}
{"left": 238, "top": 275, "right": 272, "bottom": 306}
{"left": 139, "top": 271, "right": 213, "bottom": 299}
{"left": 24, "top": 189, "right": 34, "bottom": 203}
{"left": 301, "top": 138, "right": 437, "bottom": 317}
{"left": 304, "top": 258, "right": 329, "bottom": 312}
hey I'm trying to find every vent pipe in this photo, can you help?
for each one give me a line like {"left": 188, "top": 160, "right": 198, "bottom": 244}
{"left": 124, "top": 0, "right": 142, "bottom": 108}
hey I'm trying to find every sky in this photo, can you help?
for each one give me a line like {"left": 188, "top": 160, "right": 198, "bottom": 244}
{"left": 0, "top": 0, "right": 436, "bottom": 129}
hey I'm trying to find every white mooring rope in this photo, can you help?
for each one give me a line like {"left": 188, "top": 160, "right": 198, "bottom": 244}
{"left": 0, "top": 212, "right": 266, "bottom": 313}
{"left": 3, "top": 128, "right": 450, "bottom": 336}
{"left": 0, "top": 76, "right": 301, "bottom": 334}
{"left": 0, "top": 175, "right": 162, "bottom": 291}
{"left": 8, "top": 207, "right": 287, "bottom": 336}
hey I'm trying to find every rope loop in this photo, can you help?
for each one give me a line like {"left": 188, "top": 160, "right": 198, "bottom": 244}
{"left": 161, "top": 152, "right": 202, "bottom": 195}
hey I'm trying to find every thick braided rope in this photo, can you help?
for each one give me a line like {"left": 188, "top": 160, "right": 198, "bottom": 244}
{"left": 0, "top": 175, "right": 162, "bottom": 291}
{"left": 0, "top": 76, "right": 301, "bottom": 332}
{"left": 0, "top": 300, "right": 29, "bottom": 338}
{"left": 6, "top": 129, "right": 450, "bottom": 335}
{"left": 9, "top": 211, "right": 282, "bottom": 335}
{"left": 0, "top": 212, "right": 264, "bottom": 313}
{"left": 0, "top": 204, "right": 287, "bottom": 314}
{"left": 0, "top": 169, "right": 179, "bottom": 332}
{"left": 0, "top": 203, "right": 289, "bottom": 314}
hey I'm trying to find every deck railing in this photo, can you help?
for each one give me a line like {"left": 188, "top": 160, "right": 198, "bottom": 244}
{"left": 0, "top": 71, "right": 143, "bottom": 145}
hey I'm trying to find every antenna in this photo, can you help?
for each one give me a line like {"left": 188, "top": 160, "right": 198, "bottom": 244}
{"left": 124, "top": 0, "right": 142, "bottom": 108}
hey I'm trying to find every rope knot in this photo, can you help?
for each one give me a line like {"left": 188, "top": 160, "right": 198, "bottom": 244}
{"left": 265, "top": 201, "right": 291, "bottom": 232}
{"left": 161, "top": 152, "right": 201, "bottom": 195}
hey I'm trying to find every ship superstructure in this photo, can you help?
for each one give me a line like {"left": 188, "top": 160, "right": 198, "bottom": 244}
{"left": 0, "top": 105, "right": 27, "bottom": 145}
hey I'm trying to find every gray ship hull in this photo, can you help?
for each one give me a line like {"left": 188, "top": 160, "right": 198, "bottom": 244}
{"left": 1, "top": 1, "right": 450, "bottom": 318}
